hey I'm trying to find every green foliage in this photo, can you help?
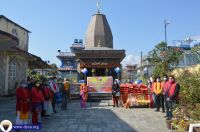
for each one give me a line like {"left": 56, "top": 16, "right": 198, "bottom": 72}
{"left": 152, "top": 62, "right": 167, "bottom": 77}
{"left": 172, "top": 70, "right": 200, "bottom": 130}
{"left": 48, "top": 63, "right": 58, "bottom": 76}
{"left": 151, "top": 42, "right": 167, "bottom": 63}
{"left": 27, "top": 69, "right": 47, "bottom": 81}
{"left": 191, "top": 44, "right": 200, "bottom": 53}
{"left": 151, "top": 41, "right": 183, "bottom": 76}
{"left": 191, "top": 44, "right": 200, "bottom": 61}
{"left": 176, "top": 70, "right": 200, "bottom": 120}
{"left": 139, "top": 75, "right": 148, "bottom": 84}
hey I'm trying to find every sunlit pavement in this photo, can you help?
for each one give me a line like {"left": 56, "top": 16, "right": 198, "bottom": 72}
{"left": 0, "top": 99, "right": 170, "bottom": 132}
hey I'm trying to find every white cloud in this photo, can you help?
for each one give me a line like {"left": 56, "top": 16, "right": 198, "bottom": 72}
{"left": 121, "top": 54, "right": 140, "bottom": 67}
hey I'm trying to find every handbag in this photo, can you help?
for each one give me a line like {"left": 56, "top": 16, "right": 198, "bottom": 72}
{"left": 112, "top": 91, "right": 116, "bottom": 96}
{"left": 116, "top": 91, "right": 120, "bottom": 97}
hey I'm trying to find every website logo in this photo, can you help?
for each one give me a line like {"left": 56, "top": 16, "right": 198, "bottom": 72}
{"left": 0, "top": 120, "right": 12, "bottom": 132}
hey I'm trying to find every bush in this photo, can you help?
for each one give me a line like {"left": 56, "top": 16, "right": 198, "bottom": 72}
{"left": 172, "top": 69, "right": 200, "bottom": 130}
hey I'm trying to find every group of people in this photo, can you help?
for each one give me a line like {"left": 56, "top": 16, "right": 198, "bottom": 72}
{"left": 15, "top": 75, "right": 179, "bottom": 126}
{"left": 15, "top": 77, "right": 70, "bottom": 125}
{"left": 112, "top": 75, "right": 180, "bottom": 120}
{"left": 149, "top": 75, "right": 180, "bottom": 120}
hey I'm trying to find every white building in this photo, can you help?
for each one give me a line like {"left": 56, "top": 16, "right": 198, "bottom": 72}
{"left": 0, "top": 15, "right": 49, "bottom": 96}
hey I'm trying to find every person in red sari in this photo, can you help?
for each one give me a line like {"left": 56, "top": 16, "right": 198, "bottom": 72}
{"left": 31, "top": 80, "right": 44, "bottom": 124}
{"left": 41, "top": 80, "right": 52, "bottom": 117}
{"left": 16, "top": 80, "right": 30, "bottom": 125}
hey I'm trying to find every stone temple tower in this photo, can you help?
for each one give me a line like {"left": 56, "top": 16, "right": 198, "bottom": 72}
{"left": 85, "top": 12, "right": 113, "bottom": 49}
{"left": 75, "top": 8, "right": 125, "bottom": 79}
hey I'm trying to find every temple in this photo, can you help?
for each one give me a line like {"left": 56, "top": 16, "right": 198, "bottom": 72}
{"left": 57, "top": 10, "right": 125, "bottom": 81}
{"left": 75, "top": 11, "right": 125, "bottom": 80}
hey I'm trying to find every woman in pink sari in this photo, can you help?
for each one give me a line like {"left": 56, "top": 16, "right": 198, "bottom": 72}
{"left": 80, "top": 83, "right": 88, "bottom": 108}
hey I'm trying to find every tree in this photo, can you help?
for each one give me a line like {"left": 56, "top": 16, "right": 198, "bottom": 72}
{"left": 48, "top": 63, "right": 58, "bottom": 76}
{"left": 191, "top": 43, "right": 200, "bottom": 62}
{"left": 151, "top": 41, "right": 183, "bottom": 77}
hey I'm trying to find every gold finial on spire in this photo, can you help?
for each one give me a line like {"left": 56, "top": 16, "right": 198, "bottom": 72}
{"left": 96, "top": 1, "right": 100, "bottom": 13}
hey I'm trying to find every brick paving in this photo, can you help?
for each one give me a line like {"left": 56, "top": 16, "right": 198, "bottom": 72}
{"left": 0, "top": 99, "right": 170, "bottom": 132}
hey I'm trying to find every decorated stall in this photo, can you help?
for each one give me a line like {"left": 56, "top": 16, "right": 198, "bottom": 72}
{"left": 122, "top": 82, "right": 151, "bottom": 107}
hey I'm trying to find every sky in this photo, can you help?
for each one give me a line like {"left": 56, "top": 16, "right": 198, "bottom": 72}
{"left": 1, "top": 0, "right": 200, "bottom": 67}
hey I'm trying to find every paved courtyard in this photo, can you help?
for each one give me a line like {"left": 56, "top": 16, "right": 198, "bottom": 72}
{"left": 0, "top": 98, "right": 170, "bottom": 132}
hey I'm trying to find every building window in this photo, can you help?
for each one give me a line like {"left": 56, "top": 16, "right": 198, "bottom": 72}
{"left": 12, "top": 28, "right": 18, "bottom": 36}
{"left": 9, "top": 59, "right": 16, "bottom": 77}
{"left": 66, "top": 61, "right": 72, "bottom": 67}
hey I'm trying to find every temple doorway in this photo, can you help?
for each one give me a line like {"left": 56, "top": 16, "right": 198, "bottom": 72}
{"left": 95, "top": 68, "right": 105, "bottom": 76}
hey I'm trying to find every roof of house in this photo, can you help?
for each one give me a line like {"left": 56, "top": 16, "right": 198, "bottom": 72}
{"left": 8, "top": 47, "right": 50, "bottom": 69}
{"left": 0, "top": 15, "right": 31, "bottom": 33}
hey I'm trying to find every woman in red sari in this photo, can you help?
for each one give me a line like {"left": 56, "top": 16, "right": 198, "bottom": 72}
{"left": 31, "top": 80, "right": 44, "bottom": 124}
{"left": 16, "top": 80, "right": 30, "bottom": 125}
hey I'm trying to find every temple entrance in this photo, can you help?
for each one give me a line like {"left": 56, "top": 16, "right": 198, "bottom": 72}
{"left": 95, "top": 68, "right": 105, "bottom": 76}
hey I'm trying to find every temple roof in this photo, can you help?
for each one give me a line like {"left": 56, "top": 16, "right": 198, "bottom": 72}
{"left": 75, "top": 49, "right": 125, "bottom": 61}
{"left": 85, "top": 13, "right": 113, "bottom": 49}
{"left": 84, "top": 47, "right": 113, "bottom": 50}
{"left": 0, "top": 15, "right": 31, "bottom": 33}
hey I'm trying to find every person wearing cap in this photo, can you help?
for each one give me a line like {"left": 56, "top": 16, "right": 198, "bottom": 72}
{"left": 16, "top": 80, "right": 30, "bottom": 125}
{"left": 31, "top": 80, "right": 44, "bottom": 124}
